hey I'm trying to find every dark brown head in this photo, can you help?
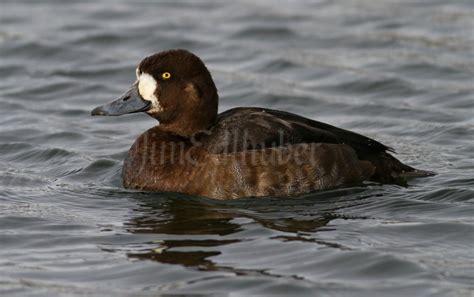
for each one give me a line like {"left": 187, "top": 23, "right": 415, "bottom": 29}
{"left": 92, "top": 49, "right": 218, "bottom": 137}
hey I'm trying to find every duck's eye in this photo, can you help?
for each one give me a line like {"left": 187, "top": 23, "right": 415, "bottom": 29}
{"left": 162, "top": 72, "right": 171, "bottom": 80}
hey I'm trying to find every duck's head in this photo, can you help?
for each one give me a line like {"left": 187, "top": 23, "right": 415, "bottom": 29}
{"left": 92, "top": 49, "right": 218, "bottom": 137}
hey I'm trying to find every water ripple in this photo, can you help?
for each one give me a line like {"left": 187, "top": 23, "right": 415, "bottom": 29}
{"left": 1, "top": 0, "right": 473, "bottom": 296}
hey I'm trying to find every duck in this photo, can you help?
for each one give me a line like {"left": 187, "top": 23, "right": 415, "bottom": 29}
{"left": 91, "top": 49, "right": 434, "bottom": 199}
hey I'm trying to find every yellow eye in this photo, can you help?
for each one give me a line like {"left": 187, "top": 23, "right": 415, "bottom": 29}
{"left": 162, "top": 72, "right": 171, "bottom": 79}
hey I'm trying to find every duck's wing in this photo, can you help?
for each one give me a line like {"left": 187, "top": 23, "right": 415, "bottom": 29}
{"left": 200, "top": 107, "right": 433, "bottom": 183}
{"left": 202, "top": 107, "right": 392, "bottom": 155}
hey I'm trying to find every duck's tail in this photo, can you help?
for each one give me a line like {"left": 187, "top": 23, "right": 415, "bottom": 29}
{"left": 365, "top": 152, "right": 435, "bottom": 183}
{"left": 397, "top": 167, "right": 436, "bottom": 178}
{"left": 391, "top": 154, "right": 436, "bottom": 178}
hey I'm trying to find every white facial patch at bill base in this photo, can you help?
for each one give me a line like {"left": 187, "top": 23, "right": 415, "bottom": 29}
{"left": 138, "top": 73, "right": 163, "bottom": 113}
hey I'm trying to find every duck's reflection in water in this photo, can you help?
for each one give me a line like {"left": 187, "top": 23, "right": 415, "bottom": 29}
{"left": 124, "top": 195, "right": 241, "bottom": 270}
{"left": 118, "top": 187, "right": 371, "bottom": 272}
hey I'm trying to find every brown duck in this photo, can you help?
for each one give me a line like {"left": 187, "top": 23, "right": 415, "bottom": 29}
{"left": 92, "top": 49, "right": 433, "bottom": 199}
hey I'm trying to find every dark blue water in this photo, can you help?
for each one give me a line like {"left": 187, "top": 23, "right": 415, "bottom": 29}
{"left": 1, "top": 1, "right": 473, "bottom": 296}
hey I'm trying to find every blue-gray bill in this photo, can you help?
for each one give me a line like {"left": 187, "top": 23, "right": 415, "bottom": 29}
{"left": 91, "top": 84, "right": 150, "bottom": 116}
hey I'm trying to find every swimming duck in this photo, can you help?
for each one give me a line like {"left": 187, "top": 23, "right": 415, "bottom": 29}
{"left": 92, "top": 49, "right": 433, "bottom": 199}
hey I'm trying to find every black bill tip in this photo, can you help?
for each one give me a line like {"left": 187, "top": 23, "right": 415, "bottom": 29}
{"left": 91, "top": 105, "right": 107, "bottom": 116}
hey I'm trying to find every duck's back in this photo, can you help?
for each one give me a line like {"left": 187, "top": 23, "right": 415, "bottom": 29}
{"left": 199, "top": 107, "right": 421, "bottom": 183}
{"left": 202, "top": 107, "right": 390, "bottom": 153}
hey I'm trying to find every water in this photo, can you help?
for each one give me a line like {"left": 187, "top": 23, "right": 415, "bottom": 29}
{"left": 1, "top": 1, "right": 473, "bottom": 296}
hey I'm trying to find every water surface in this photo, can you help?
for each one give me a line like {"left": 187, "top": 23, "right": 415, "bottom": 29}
{"left": 1, "top": 1, "right": 473, "bottom": 296}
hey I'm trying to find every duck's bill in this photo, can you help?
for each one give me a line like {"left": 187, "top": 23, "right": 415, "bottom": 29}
{"left": 91, "top": 84, "right": 151, "bottom": 116}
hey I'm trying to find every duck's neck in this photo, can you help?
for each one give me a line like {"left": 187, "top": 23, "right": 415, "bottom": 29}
{"left": 157, "top": 93, "right": 218, "bottom": 138}
{"left": 159, "top": 112, "right": 216, "bottom": 137}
